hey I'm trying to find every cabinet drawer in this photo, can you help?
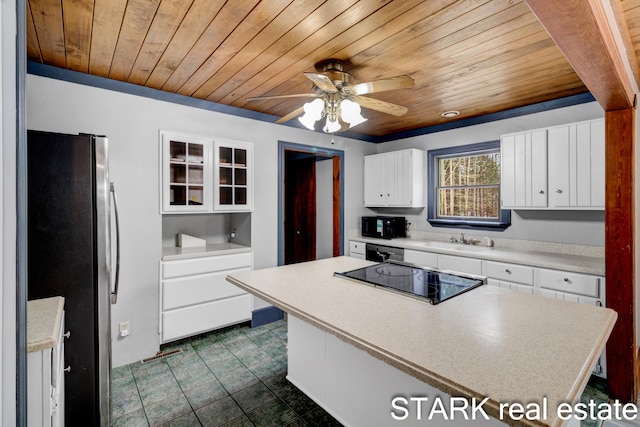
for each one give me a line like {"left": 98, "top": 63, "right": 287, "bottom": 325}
{"left": 487, "top": 279, "right": 532, "bottom": 294}
{"left": 162, "top": 294, "right": 252, "bottom": 342}
{"left": 163, "top": 268, "right": 249, "bottom": 310}
{"left": 536, "top": 268, "right": 600, "bottom": 298}
{"left": 482, "top": 261, "right": 533, "bottom": 285}
{"left": 349, "top": 241, "right": 365, "bottom": 255}
{"left": 438, "top": 254, "right": 482, "bottom": 276}
{"left": 404, "top": 250, "right": 438, "bottom": 268}
{"left": 162, "top": 252, "right": 252, "bottom": 278}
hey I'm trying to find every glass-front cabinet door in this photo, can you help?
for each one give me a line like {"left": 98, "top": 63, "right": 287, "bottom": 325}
{"left": 214, "top": 140, "right": 253, "bottom": 211}
{"left": 161, "top": 131, "right": 212, "bottom": 213}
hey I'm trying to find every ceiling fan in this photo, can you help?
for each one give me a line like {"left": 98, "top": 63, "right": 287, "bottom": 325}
{"left": 246, "top": 59, "right": 415, "bottom": 133}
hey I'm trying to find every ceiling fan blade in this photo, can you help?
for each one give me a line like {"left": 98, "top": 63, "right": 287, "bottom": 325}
{"left": 343, "top": 75, "right": 415, "bottom": 96}
{"left": 353, "top": 95, "right": 408, "bottom": 116}
{"left": 246, "top": 93, "right": 322, "bottom": 101}
{"left": 275, "top": 105, "right": 305, "bottom": 124}
{"left": 304, "top": 72, "right": 338, "bottom": 93}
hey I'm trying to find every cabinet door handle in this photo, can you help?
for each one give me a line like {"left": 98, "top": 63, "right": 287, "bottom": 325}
{"left": 539, "top": 190, "right": 545, "bottom": 194}
{"left": 63, "top": 331, "right": 70, "bottom": 339}
{"left": 556, "top": 189, "right": 563, "bottom": 194}
{"left": 505, "top": 269, "right": 512, "bottom": 274}
{"left": 563, "top": 277, "right": 571, "bottom": 283}
{"left": 64, "top": 366, "right": 71, "bottom": 373}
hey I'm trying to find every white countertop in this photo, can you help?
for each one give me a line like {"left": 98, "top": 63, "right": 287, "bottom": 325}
{"left": 351, "top": 236, "right": 605, "bottom": 275}
{"left": 27, "top": 296, "right": 65, "bottom": 353}
{"left": 227, "top": 256, "right": 616, "bottom": 427}
{"left": 162, "top": 242, "right": 252, "bottom": 261}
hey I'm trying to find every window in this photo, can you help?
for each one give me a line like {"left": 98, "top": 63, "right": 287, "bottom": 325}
{"left": 427, "top": 141, "right": 510, "bottom": 230}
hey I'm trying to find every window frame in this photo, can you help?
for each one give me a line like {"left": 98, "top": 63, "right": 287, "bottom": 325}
{"left": 427, "top": 140, "right": 510, "bottom": 231}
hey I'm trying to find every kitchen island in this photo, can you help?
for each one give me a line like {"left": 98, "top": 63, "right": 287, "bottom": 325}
{"left": 226, "top": 257, "right": 617, "bottom": 427}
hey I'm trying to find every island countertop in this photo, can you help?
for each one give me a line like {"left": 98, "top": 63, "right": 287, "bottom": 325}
{"left": 27, "top": 296, "right": 65, "bottom": 353}
{"left": 227, "top": 256, "right": 617, "bottom": 427}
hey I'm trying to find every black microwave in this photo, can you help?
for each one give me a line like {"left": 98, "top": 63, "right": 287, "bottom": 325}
{"left": 361, "top": 216, "right": 406, "bottom": 239}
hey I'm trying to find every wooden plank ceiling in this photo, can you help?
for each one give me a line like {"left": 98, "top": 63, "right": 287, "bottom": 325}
{"left": 25, "top": 0, "right": 640, "bottom": 138}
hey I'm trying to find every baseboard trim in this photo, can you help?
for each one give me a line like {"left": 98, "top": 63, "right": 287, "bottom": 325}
{"left": 251, "top": 306, "right": 284, "bottom": 328}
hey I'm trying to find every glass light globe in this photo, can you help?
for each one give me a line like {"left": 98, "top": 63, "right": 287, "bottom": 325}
{"left": 324, "top": 116, "right": 341, "bottom": 133}
{"left": 297, "top": 98, "right": 325, "bottom": 130}
{"left": 340, "top": 99, "right": 367, "bottom": 127}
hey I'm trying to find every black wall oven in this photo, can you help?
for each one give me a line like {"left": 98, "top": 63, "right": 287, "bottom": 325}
{"left": 365, "top": 243, "right": 404, "bottom": 262}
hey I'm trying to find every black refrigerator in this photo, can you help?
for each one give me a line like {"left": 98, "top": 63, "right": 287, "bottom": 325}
{"left": 27, "top": 130, "right": 120, "bottom": 427}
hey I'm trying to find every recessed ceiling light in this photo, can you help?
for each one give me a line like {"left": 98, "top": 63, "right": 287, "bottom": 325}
{"left": 441, "top": 110, "right": 460, "bottom": 118}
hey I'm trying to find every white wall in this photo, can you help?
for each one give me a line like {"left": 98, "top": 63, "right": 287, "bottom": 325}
{"left": 316, "top": 158, "right": 333, "bottom": 259}
{"left": 1, "top": 1, "right": 18, "bottom": 424}
{"left": 26, "top": 74, "right": 375, "bottom": 366}
{"left": 372, "top": 102, "right": 606, "bottom": 246}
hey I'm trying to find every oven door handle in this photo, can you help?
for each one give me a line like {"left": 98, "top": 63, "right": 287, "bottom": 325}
{"left": 376, "top": 250, "right": 393, "bottom": 260}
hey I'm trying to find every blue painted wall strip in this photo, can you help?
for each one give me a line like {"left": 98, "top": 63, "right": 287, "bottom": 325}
{"left": 28, "top": 61, "right": 595, "bottom": 143}
{"left": 251, "top": 306, "right": 284, "bottom": 328}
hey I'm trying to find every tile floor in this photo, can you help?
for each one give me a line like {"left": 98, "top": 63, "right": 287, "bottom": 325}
{"left": 580, "top": 378, "right": 611, "bottom": 427}
{"left": 111, "top": 318, "right": 342, "bottom": 426}
{"left": 112, "top": 317, "right": 609, "bottom": 427}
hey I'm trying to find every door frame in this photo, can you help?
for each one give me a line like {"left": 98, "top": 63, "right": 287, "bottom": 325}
{"left": 278, "top": 141, "right": 344, "bottom": 266}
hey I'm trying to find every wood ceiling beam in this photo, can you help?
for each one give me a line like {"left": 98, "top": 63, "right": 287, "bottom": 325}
{"left": 525, "top": 0, "right": 637, "bottom": 110}
{"left": 525, "top": 0, "right": 638, "bottom": 403}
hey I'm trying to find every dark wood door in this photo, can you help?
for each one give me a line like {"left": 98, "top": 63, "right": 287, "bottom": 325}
{"left": 284, "top": 152, "right": 316, "bottom": 264}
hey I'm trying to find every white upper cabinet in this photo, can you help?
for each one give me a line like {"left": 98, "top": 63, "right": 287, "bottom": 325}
{"left": 547, "top": 118, "right": 604, "bottom": 209}
{"left": 500, "top": 118, "right": 604, "bottom": 210}
{"left": 363, "top": 149, "right": 425, "bottom": 207}
{"left": 160, "top": 131, "right": 253, "bottom": 213}
{"left": 161, "top": 130, "right": 213, "bottom": 213}
{"left": 213, "top": 139, "right": 253, "bottom": 211}
{"left": 501, "top": 129, "right": 548, "bottom": 208}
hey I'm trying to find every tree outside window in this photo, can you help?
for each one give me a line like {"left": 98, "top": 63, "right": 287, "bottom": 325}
{"left": 427, "top": 141, "right": 510, "bottom": 230}
{"left": 437, "top": 151, "right": 501, "bottom": 219}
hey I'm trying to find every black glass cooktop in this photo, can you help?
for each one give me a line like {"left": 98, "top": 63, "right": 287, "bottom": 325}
{"left": 335, "top": 261, "right": 485, "bottom": 304}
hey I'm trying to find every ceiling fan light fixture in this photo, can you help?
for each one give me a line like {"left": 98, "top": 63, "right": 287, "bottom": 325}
{"left": 298, "top": 98, "right": 325, "bottom": 130}
{"left": 298, "top": 113, "right": 317, "bottom": 130}
{"left": 340, "top": 99, "right": 367, "bottom": 128}
{"left": 324, "top": 115, "right": 341, "bottom": 133}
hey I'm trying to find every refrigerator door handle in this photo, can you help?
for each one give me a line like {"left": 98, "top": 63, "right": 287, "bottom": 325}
{"left": 110, "top": 182, "right": 121, "bottom": 304}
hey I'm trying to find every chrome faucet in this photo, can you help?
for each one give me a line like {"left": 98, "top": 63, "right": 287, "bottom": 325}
{"left": 460, "top": 232, "right": 481, "bottom": 245}
{"left": 450, "top": 233, "right": 483, "bottom": 245}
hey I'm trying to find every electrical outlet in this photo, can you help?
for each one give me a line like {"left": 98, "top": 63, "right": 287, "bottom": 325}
{"left": 119, "top": 321, "right": 130, "bottom": 338}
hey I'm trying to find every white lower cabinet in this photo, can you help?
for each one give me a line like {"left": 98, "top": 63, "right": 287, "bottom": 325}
{"left": 403, "top": 249, "right": 438, "bottom": 268}
{"left": 483, "top": 260, "right": 534, "bottom": 294}
{"left": 287, "top": 316, "right": 505, "bottom": 427}
{"left": 160, "top": 251, "right": 253, "bottom": 343}
{"left": 438, "top": 254, "right": 482, "bottom": 275}
{"left": 348, "top": 241, "right": 365, "bottom": 260}
{"left": 28, "top": 314, "right": 65, "bottom": 427}
{"left": 535, "top": 268, "right": 600, "bottom": 298}
{"left": 534, "top": 267, "right": 606, "bottom": 377}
